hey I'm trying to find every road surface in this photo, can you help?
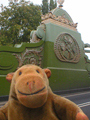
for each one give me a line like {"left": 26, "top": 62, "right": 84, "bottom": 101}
{"left": 62, "top": 90, "right": 90, "bottom": 119}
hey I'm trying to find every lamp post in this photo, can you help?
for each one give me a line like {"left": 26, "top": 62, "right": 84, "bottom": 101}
{"left": 57, "top": 0, "right": 65, "bottom": 7}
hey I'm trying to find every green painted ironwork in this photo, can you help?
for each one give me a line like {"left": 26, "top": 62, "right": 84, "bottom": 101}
{"left": 0, "top": 7, "right": 90, "bottom": 96}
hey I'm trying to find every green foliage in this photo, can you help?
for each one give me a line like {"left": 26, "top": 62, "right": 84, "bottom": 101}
{"left": 0, "top": 0, "right": 41, "bottom": 46}
{"left": 49, "top": 0, "right": 57, "bottom": 11}
{"left": 42, "top": 0, "right": 48, "bottom": 15}
{"left": 42, "top": 0, "right": 57, "bottom": 15}
{"left": 50, "top": 0, "right": 55, "bottom": 10}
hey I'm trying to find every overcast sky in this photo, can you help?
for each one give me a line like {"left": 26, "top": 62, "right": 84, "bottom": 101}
{"left": 0, "top": 0, "right": 90, "bottom": 45}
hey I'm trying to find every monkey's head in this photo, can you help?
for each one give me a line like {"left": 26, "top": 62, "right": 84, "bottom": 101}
{"left": 6, "top": 65, "right": 51, "bottom": 108}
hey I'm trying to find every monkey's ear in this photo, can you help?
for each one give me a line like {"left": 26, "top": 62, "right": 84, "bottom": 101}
{"left": 6, "top": 73, "right": 14, "bottom": 83}
{"left": 44, "top": 69, "right": 51, "bottom": 78}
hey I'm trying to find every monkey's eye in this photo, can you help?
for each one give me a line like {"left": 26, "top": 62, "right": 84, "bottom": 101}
{"left": 19, "top": 71, "right": 22, "bottom": 75}
{"left": 36, "top": 70, "right": 40, "bottom": 73}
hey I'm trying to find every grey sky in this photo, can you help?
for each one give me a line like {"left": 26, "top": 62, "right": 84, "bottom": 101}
{"left": 0, "top": 0, "right": 90, "bottom": 44}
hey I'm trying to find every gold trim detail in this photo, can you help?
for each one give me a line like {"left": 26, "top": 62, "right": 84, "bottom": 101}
{"left": 41, "top": 12, "right": 77, "bottom": 31}
{"left": 54, "top": 33, "right": 80, "bottom": 63}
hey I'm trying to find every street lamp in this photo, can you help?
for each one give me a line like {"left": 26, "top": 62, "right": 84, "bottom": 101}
{"left": 57, "top": 0, "right": 65, "bottom": 7}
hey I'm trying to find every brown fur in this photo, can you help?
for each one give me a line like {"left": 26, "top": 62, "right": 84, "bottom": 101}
{"left": 0, "top": 65, "right": 89, "bottom": 120}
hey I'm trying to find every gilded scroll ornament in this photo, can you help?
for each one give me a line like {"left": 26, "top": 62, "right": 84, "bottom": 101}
{"left": 41, "top": 12, "right": 77, "bottom": 28}
{"left": 13, "top": 47, "right": 43, "bottom": 68}
{"left": 54, "top": 33, "right": 80, "bottom": 63}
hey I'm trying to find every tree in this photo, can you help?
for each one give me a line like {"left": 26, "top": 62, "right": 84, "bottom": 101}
{"left": 50, "top": 0, "right": 54, "bottom": 10}
{"left": 54, "top": 0, "right": 57, "bottom": 9}
{"left": 0, "top": 0, "right": 41, "bottom": 46}
{"left": 42, "top": 0, "right": 48, "bottom": 15}
{"left": 42, "top": 0, "right": 57, "bottom": 15}
{"left": 49, "top": 0, "right": 57, "bottom": 11}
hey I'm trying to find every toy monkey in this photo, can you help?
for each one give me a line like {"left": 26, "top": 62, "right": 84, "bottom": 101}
{"left": 0, "top": 64, "right": 89, "bottom": 120}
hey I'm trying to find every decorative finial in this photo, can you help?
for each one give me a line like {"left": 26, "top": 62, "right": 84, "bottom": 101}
{"left": 57, "top": 0, "right": 65, "bottom": 7}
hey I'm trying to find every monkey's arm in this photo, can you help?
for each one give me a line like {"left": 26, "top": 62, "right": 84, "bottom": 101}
{"left": 0, "top": 102, "right": 8, "bottom": 120}
{"left": 53, "top": 95, "right": 89, "bottom": 120}
{"left": 0, "top": 111, "right": 7, "bottom": 120}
